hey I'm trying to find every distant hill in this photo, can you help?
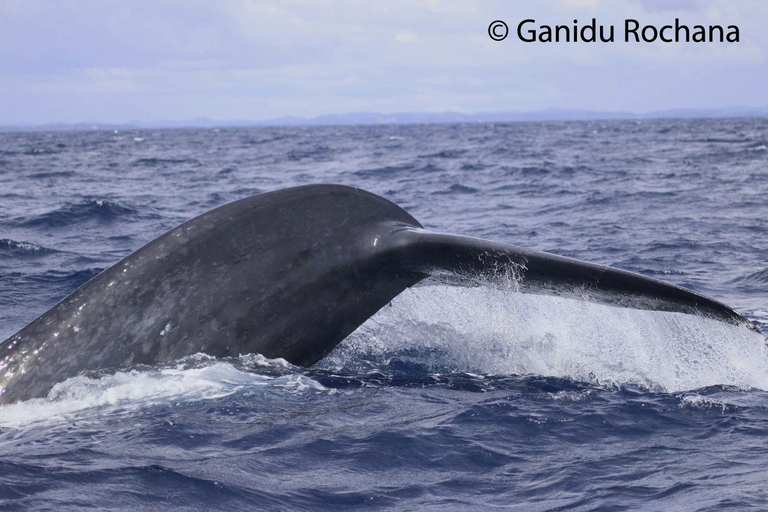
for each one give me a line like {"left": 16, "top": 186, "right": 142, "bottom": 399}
{"left": 3, "top": 107, "right": 767, "bottom": 132}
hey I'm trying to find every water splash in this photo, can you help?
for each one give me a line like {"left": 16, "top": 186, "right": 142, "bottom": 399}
{"left": 329, "top": 281, "right": 768, "bottom": 393}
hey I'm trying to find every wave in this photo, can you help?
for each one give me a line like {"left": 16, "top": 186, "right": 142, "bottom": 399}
{"left": 132, "top": 157, "right": 201, "bottom": 167}
{"left": 240, "top": 134, "right": 292, "bottom": 146}
{"left": 27, "top": 170, "right": 76, "bottom": 179}
{"left": 23, "top": 147, "right": 63, "bottom": 156}
{"left": 286, "top": 146, "right": 335, "bottom": 161}
{"left": 683, "top": 137, "right": 753, "bottom": 144}
{"left": 419, "top": 149, "right": 468, "bottom": 159}
{"left": 0, "top": 239, "right": 56, "bottom": 256}
{"left": 23, "top": 268, "right": 103, "bottom": 289}
{"left": 732, "top": 267, "right": 768, "bottom": 285}
{"left": 433, "top": 184, "right": 479, "bottom": 195}
{"left": 0, "top": 355, "right": 323, "bottom": 428}
{"left": 17, "top": 200, "right": 139, "bottom": 227}
{"left": 353, "top": 163, "right": 443, "bottom": 177}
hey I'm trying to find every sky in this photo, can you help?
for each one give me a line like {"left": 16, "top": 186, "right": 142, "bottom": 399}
{"left": 0, "top": 0, "right": 766, "bottom": 124}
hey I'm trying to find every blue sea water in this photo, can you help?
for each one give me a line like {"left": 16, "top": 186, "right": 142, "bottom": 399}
{"left": 0, "top": 118, "right": 767, "bottom": 510}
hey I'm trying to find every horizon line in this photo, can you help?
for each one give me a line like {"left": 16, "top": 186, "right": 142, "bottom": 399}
{"left": 2, "top": 106, "right": 767, "bottom": 132}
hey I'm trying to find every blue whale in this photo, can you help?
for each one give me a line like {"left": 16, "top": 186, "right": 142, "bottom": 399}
{"left": 0, "top": 184, "right": 754, "bottom": 404}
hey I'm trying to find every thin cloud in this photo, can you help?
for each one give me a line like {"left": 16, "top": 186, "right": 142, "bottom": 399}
{"left": 0, "top": 0, "right": 765, "bottom": 124}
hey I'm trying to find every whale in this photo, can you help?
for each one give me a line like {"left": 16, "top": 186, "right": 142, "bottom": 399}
{"left": 0, "top": 184, "right": 755, "bottom": 404}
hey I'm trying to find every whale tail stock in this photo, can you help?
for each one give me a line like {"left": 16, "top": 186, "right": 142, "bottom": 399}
{"left": 0, "top": 184, "right": 755, "bottom": 405}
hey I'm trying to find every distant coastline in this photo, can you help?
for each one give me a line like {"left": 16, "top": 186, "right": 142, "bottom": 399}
{"left": 2, "top": 106, "right": 767, "bottom": 132}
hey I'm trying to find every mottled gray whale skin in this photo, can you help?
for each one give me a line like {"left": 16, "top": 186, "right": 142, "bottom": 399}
{"left": 0, "top": 184, "right": 754, "bottom": 404}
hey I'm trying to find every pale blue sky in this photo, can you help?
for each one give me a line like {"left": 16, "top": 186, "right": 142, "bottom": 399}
{"left": 1, "top": 0, "right": 765, "bottom": 124}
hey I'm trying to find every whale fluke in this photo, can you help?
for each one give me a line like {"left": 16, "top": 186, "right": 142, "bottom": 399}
{"left": 0, "top": 184, "right": 755, "bottom": 404}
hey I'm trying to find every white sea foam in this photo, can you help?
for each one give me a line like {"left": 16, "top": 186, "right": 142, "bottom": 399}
{"left": 0, "top": 357, "right": 322, "bottom": 428}
{"left": 332, "top": 282, "right": 768, "bottom": 393}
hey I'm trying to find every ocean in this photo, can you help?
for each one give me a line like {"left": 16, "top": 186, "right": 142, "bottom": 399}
{"left": 0, "top": 118, "right": 767, "bottom": 510}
